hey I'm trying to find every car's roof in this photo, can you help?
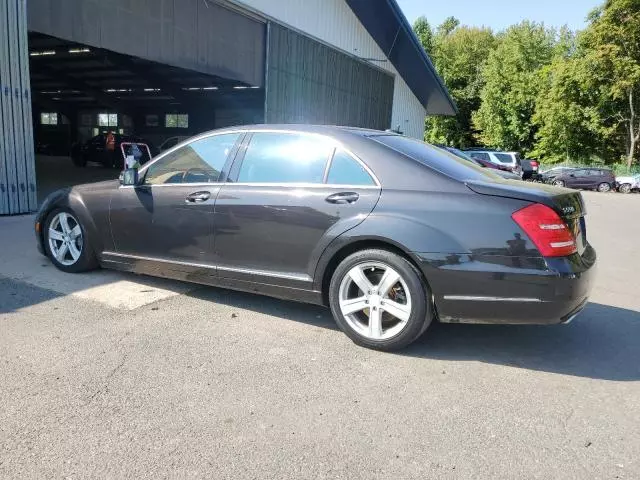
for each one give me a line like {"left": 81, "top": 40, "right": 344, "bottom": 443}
{"left": 209, "top": 124, "right": 396, "bottom": 138}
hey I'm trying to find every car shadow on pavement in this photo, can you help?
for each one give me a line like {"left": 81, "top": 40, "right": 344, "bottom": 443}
{"left": 188, "top": 287, "right": 337, "bottom": 330}
{"left": 403, "top": 302, "right": 640, "bottom": 381}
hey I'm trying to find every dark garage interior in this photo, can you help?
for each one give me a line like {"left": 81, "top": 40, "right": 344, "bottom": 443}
{"left": 29, "top": 32, "right": 265, "bottom": 199}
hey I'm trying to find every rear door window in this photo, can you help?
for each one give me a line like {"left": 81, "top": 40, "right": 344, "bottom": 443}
{"left": 237, "top": 132, "right": 333, "bottom": 184}
{"left": 327, "top": 149, "right": 376, "bottom": 186}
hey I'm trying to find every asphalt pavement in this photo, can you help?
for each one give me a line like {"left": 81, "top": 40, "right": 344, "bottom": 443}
{"left": 1, "top": 191, "right": 639, "bottom": 479}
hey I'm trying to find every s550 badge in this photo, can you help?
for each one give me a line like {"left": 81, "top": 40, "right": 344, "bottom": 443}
{"left": 563, "top": 206, "right": 576, "bottom": 214}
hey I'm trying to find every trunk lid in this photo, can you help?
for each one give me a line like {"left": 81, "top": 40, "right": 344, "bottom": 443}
{"left": 466, "top": 180, "right": 587, "bottom": 254}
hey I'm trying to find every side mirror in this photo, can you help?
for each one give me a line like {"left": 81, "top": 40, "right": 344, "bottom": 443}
{"left": 569, "top": 174, "right": 575, "bottom": 178}
{"left": 120, "top": 168, "right": 139, "bottom": 186}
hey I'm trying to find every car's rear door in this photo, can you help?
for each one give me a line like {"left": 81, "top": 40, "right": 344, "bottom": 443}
{"left": 213, "top": 131, "right": 381, "bottom": 289}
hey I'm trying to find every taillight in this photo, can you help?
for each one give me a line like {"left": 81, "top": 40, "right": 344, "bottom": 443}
{"left": 530, "top": 161, "right": 539, "bottom": 167}
{"left": 511, "top": 203, "right": 577, "bottom": 257}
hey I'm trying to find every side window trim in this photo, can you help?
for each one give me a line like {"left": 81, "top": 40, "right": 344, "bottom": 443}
{"left": 322, "top": 147, "right": 337, "bottom": 184}
{"left": 227, "top": 132, "right": 253, "bottom": 183}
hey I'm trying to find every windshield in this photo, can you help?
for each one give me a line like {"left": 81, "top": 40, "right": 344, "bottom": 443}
{"left": 373, "top": 135, "right": 501, "bottom": 182}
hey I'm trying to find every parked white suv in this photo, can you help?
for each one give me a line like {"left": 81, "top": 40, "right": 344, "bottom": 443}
{"left": 465, "top": 150, "right": 523, "bottom": 175}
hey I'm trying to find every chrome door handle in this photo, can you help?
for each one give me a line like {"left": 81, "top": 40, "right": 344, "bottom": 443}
{"left": 325, "top": 192, "right": 359, "bottom": 204}
{"left": 185, "top": 191, "right": 211, "bottom": 203}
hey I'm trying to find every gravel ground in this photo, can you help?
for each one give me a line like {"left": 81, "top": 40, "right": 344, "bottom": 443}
{"left": 1, "top": 191, "right": 639, "bottom": 479}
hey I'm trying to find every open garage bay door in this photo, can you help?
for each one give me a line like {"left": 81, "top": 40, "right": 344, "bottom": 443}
{"left": 0, "top": 0, "right": 37, "bottom": 214}
{"left": 265, "top": 23, "right": 394, "bottom": 129}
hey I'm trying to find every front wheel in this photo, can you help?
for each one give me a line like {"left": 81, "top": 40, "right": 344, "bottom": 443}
{"left": 44, "top": 209, "right": 98, "bottom": 273}
{"left": 553, "top": 179, "right": 565, "bottom": 187}
{"left": 619, "top": 183, "right": 632, "bottom": 194}
{"left": 328, "top": 249, "right": 431, "bottom": 351}
{"left": 597, "top": 182, "right": 612, "bottom": 193}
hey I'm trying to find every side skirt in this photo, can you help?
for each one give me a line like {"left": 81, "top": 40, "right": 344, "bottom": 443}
{"left": 100, "top": 253, "right": 324, "bottom": 306}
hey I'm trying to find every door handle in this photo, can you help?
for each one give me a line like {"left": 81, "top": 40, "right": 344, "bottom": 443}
{"left": 185, "top": 191, "right": 211, "bottom": 203}
{"left": 325, "top": 192, "right": 359, "bottom": 204}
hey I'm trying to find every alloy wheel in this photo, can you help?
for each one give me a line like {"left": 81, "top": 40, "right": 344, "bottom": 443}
{"left": 48, "top": 212, "right": 83, "bottom": 266}
{"left": 598, "top": 182, "right": 611, "bottom": 193}
{"left": 338, "top": 262, "right": 412, "bottom": 341}
{"left": 553, "top": 180, "right": 565, "bottom": 187}
{"left": 619, "top": 184, "right": 631, "bottom": 194}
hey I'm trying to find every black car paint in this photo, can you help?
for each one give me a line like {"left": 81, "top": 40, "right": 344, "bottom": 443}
{"left": 36, "top": 125, "right": 595, "bottom": 325}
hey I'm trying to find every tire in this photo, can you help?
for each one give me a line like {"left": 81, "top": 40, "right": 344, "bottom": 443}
{"left": 328, "top": 249, "right": 431, "bottom": 351}
{"left": 44, "top": 208, "right": 98, "bottom": 273}
{"left": 597, "top": 182, "right": 611, "bottom": 193}
{"left": 553, "top": 179, "right": 565, "bottom": 187}
{"left": 619, "top": 183, "right": 632, "bottom": 194}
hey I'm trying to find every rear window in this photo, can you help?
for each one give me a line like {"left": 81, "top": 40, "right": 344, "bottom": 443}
{"left": 494, "top": 153, "right": 514, "bottom": 164}
{"left": 372, "top": 135, "right": 496, "bottom": 181}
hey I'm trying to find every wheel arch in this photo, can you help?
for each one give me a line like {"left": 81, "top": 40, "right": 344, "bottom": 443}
{"left": 316, "top": 237, "right": 433, "bottom": 306}
{"left": 38, "top": 192, "right": 103, "bottom": 257}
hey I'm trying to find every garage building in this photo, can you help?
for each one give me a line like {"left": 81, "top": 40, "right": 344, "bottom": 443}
{"left": 0, "top": 0, "right": 455, "bottom": 215}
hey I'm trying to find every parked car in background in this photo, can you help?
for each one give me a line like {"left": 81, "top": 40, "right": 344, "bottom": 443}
{"left": 436, "top": 145, "right": 521, "bottom": 180}
{"left": 540, "top": 167, "right": 575, "bottom": 183}
{"left": 465, "top": 149, "right": 523, "bottom": 175}
{"left": 71, "top": 134, "right": 156, "bottom": 168}
{"left": 159, "top": 135, "right": 190, "bottom": 153}
{"left": 615, "top": 173, "right": 640, "bottom": 193}
{"left": 520, "top": 157, "right": 540, "bottom": 180}
{"left": 36, "top": 125, "right": 596, "bottom": 351}
{"left": 548, "top": 167, "right": 616, "bottom": 192}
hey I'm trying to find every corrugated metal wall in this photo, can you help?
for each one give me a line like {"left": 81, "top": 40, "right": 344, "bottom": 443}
{"left": 0, "top": 0, "right": 37, "bottom": 214}
{"left": 234, "top": 0, "right": 427, "bottom": 138}
{"left": 265, "top": 23, "right": 393, "bottom": 129}
{"left": 27, "top": 0, "right": 266, "bottom": 87}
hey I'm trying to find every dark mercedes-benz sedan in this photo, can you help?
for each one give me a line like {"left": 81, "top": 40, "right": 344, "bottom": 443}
{"left": 35, "top": 125, "right": 596, "bottom": 351}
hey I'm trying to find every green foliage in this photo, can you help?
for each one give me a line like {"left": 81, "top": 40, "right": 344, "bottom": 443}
{"left": 412, "top": 16, "right": 434, "bottom": 54}
{"left": 472, "top": 21, "right": 555, "bottom": 154}
{"left": 412, "top": 0, "right": 640, "bottom": 167}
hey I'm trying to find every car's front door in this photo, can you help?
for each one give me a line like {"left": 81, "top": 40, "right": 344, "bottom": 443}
{"left": 565, "top": 169, "right": 587, "bottom": 188}
{"left": 213, "top": 132, "right": 381, "bottom": 288}
{"left": 109, "top": 132, "right": 242, "bottom": 266}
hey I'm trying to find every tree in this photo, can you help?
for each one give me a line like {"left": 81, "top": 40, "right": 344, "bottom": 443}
{"left": 472, "top": 21, "right": 556, "bottom": 153}
{"left": 426, "top": 26, "right": 497, "bottom": 147}
{"left": 579, "top": 0, "right": 640, "bottom": 168}
{"left": 413, "top": 16, "right": 434, "bottom": 54}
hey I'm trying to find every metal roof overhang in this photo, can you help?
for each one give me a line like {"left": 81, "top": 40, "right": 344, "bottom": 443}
{"left": 345, "top": 0, "right": 457, "bottom": 116}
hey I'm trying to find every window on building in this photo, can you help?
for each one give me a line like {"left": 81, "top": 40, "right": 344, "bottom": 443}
{"left": 327, "top": 149, "right": 376, "bottom": 186}
{"left": 40, "top": 112, "right": 58, "bottom": 125}
{"left": 98, "top": 113, "right": 118, "bottom": 127}
{"left": 165, "top": 113, "right": 189, "bottom": 128}
{"left": 237, "top": 132, "right": 333, "bottom": 184}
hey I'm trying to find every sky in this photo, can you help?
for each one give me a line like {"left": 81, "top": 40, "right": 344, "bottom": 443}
{"left": 396, "top": 0, "right": 603, "bottom": 32}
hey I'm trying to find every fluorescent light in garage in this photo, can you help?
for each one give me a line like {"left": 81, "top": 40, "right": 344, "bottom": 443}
{"left": 30, "top": 50, "right": 56, "bottom": 56}
{"left": 68, "top": 48, "right": 90, "bottom": 54}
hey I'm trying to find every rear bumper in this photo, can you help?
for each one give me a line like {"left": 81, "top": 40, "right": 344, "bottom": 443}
{"left": 415, "top": 245, "right": 596, "bottom": 325}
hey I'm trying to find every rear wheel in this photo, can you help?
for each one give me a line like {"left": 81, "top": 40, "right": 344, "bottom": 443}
{"left": 553, "top": 179, "right": 565, "bottom": 187}
{"left": 597, "top": 182, "right": 611, "bottom": 193}
{"left": 44, "top": 209, "right": 98, "bottom": 273}
{"left": 329, "top": 249, "right": 431, "bottom": 351}
{"left": 619, "top": 183, "right": 632, "bottom": 194}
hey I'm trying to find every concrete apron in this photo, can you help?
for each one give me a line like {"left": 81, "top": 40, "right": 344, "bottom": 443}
{"left": 0, "top": 214, "right": 195, "bottom": 310}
